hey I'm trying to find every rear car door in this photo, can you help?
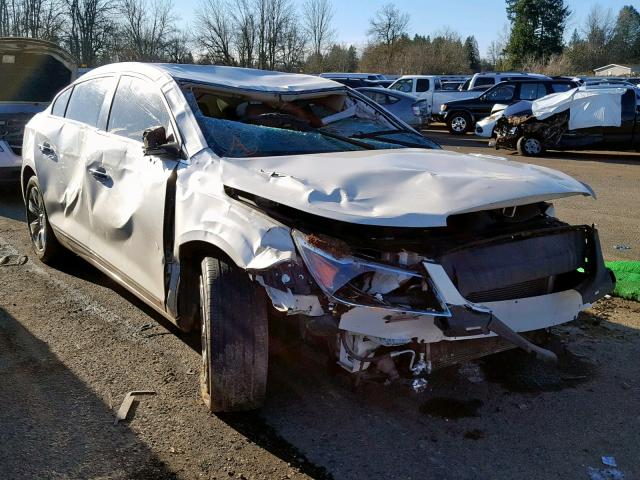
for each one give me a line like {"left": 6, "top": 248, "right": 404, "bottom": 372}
{"left": 518, "top": 82, "right": 547, "bottom": 101}
{"left": 83, "top": 74, "right": 180, "bottom": 307}
{"left": 601, "top": 89, "right": 637, "bottom": 146}
{"left": 30, "top": 76, "right": 116, "bottom": 247}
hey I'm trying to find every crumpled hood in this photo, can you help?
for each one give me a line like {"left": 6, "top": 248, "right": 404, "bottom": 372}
{"left": 220, "top": 148, "right": 592, "bottom": 227}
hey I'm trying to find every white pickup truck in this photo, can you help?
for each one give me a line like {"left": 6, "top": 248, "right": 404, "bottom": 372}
{"left": 388, "top": 75, "right": 481, "bottom": 120}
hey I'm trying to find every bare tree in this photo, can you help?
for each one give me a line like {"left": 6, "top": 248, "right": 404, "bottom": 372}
{"left": 118, "top": 0, "right": 174, "bottom": 61}
{"left": 302, "top": 0, "right": 333, "bottom": 69}
{"left": 367, "top": 3, "right": 408, "bottom": 46}
{"left": 0, "top": 0, "right": 66, "bottom": 41}
{"left": 231, "top": 0, "right": 257, "bottom": 67}
{"left": 65, "top": 0, "right": 115, "bottom": 66}
{"left": 367, "top": 3, "right": 409, "bottom": 69}
{"left": 165, "top": 30, "right": 193, "bottom": 63}
{"left": 279, "top": 16, "right": 306, "bottom": 71}
{"left": 195, "top": 0, "right": 235, "bottom": 65}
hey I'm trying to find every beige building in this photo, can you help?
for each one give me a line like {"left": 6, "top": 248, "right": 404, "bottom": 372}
{"left": 593, "top": 64, "right": 640, "bottom": 77}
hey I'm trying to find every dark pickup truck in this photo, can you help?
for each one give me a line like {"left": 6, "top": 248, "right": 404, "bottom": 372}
{"left": 440, "top": 79, "right": 577, "bottom": 134}
{"left": 494, "top": 87, "right": 640, "bottom": 156}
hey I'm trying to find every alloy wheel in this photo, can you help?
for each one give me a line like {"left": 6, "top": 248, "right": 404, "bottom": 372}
{"left": 524, "top": 138, "right": 542, "bottom": 155}
{"left": 26, "top": 186, "right": 47, "bottom": 253}
{"left": 451, "top": 116, "right": 467, "bottom": 132}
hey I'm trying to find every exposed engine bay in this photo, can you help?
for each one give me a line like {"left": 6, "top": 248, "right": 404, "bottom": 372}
{"left": 238, "top": 191, "right": 614, "bottom": 385}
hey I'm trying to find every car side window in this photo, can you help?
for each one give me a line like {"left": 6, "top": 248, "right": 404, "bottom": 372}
{"left": 474, "top": 77, "right": 495, "bottom": 87}
{"left": 360, "top": 90, "right": 376, "bottom": 101}
{"left": 416, "top": 79, "right": 430, "bottom": 92}
{"left": 551, "top": 83, "right": 572, "bottom": 93}
{"left": 519, "top": 83, "right": 544, "bottom": 100}
{"left": 390, "top": 79, "right": 413, "bottom": 93}
{"left": 384, "top": 94, "right": 400, "bottom": 105}
{"left": 65, "top": 77, "right": 114, "bottom": 127}
{"left": 51, "top": 88, "right": 72, "bottom": 117}
{"left": 108, "top": 76, "right": 173, "bottom": 142}
{"left": 486, "top": 85, "right": 515, "bottom": 102}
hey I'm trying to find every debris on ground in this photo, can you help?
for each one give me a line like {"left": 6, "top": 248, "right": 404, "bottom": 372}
{"left": 0, "top": 254, "right": 28, "bottom": 266}
{"left": 114, "top": 390, "right": 156, "bottom": 424}
{"left": 602, "top": 457, "right": 617, "bottom": 468}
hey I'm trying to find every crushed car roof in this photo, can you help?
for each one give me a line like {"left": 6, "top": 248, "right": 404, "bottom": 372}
{"left": 82, "top": 62, "right": 345, "bottom": 94}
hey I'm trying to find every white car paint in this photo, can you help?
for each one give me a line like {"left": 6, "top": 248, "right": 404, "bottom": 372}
{"left": 220, "top": 148, "right": 592, "bottom": 228}
{"left": 22, "top": 63, "right": 612, "bottom": 383}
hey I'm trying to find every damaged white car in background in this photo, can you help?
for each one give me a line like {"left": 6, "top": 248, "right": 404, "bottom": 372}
{"left": 21, "top": 63, "right": 614, "bottom": 412}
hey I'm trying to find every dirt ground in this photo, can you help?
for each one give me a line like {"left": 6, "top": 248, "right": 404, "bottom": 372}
{"left": 1, "top": 132, "right": 639, "bottom": 480}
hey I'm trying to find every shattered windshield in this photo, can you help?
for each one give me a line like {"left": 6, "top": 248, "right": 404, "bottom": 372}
{"left": 184, "top": 87, "right": 438, "bottom": 158}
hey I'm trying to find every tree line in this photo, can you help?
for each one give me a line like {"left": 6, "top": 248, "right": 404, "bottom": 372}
{"left": 1, "top": 0, "right": 639, "bottom": 75}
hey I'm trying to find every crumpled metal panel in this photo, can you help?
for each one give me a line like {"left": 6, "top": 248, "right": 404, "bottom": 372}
{"left": 219, "top": 147, "right": 594, "bottom": 228}
{"left": 173, "top": 149, "right": 297, "bottom": 270}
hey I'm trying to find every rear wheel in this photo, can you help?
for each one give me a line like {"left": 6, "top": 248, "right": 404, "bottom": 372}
{"left": 517, "top": 136, "right": 544, "bottom": 157}
{"left": 24, "top": 176, "right": 62, "bottom": 264}
{"left": 199, "top": 256, "right": 268, "bottom": 412}
{"left": 447, "top": 112, "right": 472, "bottom": 135}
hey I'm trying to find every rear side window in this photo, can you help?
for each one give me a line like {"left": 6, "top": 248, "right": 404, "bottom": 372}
{"left": 416, "top": 79, "right": 430, "bottom": 92}
{"left": 384, "top": 94, "right": 400, "bottom": 105}
{"left": 485, "top": 84, "right": 515, "bottom": 102}
{"left": 390, "top": 79, "right": 413, "bottom": 93}
{"left": 474, "top": 77, "right": 495, "bottom": 87}
{"left": 51, "top": 88, "right": 72, "bottom": 117}
{"left": 551, "top": 82, "right": 573, "bottom": 93}
{"left": 108, "top": 76, "right": 173, "bottom": 142}
{"left": 65, "top": 77, "right": 114, "bottom": 127}
{"left": 519, "top": 83, "right": 547, "bottom": 100}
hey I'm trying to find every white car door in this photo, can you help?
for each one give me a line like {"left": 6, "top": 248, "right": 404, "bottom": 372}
{"left": 83, "top": 74, "right": 180, "bottom": 308}
{"left": 31, "top": 77, "right": 116, "bottom": 248}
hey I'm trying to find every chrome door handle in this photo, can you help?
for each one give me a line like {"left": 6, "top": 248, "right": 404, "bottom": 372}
{"left": 88, "top": 166, "right": 110, "bottom": 181}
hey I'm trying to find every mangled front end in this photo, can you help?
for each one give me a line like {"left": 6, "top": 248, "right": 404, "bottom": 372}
{"left": 251, "top": 205, "right": 614, "bottom": 381}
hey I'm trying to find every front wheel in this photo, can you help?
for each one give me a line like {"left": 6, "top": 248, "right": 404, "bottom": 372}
{"left": 199, "top": 256, "right": 268, "bottom": 412}
{"left": 517, "top": 136, "right": 545, "bottom": 157}
{"left": 447, "top": 112, "right": 472, "bottom": 135}
{"left": 24, "top": 176, "right": 62, "bottom": 264}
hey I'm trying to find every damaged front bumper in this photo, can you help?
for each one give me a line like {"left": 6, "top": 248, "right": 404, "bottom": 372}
{"left": 256, "top": 224, "right": 614, "bottom": 372}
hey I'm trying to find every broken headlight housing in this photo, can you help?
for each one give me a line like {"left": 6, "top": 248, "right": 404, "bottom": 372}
{"left": 292, "top": 230, "right": 449, "bottom": 315}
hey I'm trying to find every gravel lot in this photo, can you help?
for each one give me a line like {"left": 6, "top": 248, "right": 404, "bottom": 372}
{"left": 1, "top": 132, "right": 639, "bottom": 480}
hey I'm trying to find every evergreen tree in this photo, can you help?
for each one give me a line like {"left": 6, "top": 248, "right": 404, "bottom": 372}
{"left": 505, "top": 0, "right": 570, "bottom": 68}
{"left": 611, "top": 5, "right": 640, "bottom": 63}
{"left": 463, "top": 35, "right": 481, "bottom": 71}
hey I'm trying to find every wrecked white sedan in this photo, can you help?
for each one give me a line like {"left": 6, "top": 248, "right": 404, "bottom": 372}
{"left": 22, "top": 63, "right": 614, "bottom": 411}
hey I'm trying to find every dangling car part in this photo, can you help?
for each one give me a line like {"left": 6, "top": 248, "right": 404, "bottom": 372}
{"left": 22, "top": 63, "right": 614, "bottom": 411}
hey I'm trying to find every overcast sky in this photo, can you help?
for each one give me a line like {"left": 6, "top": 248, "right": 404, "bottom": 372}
{"left": 177, "top": 0, "right": 637, "bottom": 57}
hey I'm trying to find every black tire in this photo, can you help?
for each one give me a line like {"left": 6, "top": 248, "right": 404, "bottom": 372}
{"left": 447, "top": 112, "right": 472, "bottom": 135}
{"left": 517, "top": 136, "right": 545, "bottom": 157}
{"left": 24, "top": 176, "right": 62, "bottom": 264}
{"left": 199, "top": 256, "right": 268, "bottom": 412}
